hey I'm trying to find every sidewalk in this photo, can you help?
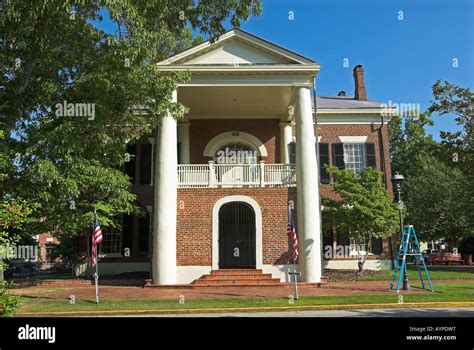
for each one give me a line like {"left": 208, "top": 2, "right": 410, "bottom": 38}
{"left": 13, "top": 280, "right": 471, "bottom": 301}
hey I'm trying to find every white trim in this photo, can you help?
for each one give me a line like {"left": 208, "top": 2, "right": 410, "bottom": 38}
{"left": 158, "top": 29, "right": 316, "bottom": 66}
{"left": 339, "top": 136, "right": 367, "bottom": 144}
{"left": 203, "top": 131, "right": 268, "bottom": 157}
{"left": 212, "top": 195, "right": 263, "bottom": 270}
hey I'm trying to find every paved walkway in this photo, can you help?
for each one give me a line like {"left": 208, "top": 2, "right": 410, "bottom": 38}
{"left": 13, "top": 280, "right": 469, "bottom": 301}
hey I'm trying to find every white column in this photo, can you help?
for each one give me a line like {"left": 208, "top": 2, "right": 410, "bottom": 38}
{"left": 177, "top": 121, "right": 190, "bottom": 164}
{"left": 295, "top": 86, "right": 322, "bottom": 283}
{"left": 279, "top": 122, "right": 293, "bottom": 163}
{"left": 152, "top": 89, "right": 177, "bottom": 285}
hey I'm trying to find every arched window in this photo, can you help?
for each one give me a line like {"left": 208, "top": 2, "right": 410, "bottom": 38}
{"left": 214, "top": 143, "right": 258, "bottom": 164}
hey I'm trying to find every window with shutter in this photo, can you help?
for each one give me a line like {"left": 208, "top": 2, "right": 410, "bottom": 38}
{"left": 318, "top": 143, "right": 330, "bottom": 184}
{"left": 365, "top": 143, "right": 377, "bottom": 168}
{"left": 124, "top": 143, "right": 136, "bottom": 183}
{"left": 121, "top": 215, "right": 134, "bottom": 255}
{"left": 140, "top": 143, "right": 152, "bottom": 184}
{"left": 332, "top": 143, "right": 345, "bottom": 169}
{"left": 138, "top": 213, "right": 150, "bottom": 255}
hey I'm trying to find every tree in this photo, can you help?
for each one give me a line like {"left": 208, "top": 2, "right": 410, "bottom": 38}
{"left": 405, "top": 157, "right": 472, "bottom": 244}
{"left": 388, "top": 111, "right": 437, "bottom": 179}
{"left": 428, "top": 80, "right": 473, "bottom": 174}
{"left": 1, "top": 1, "right": 262, "bottom": 244}
{"left": 388, "top": 81, "right": 474, "bottom": 245}
{"left": 427, "top": 81, "right": 474, "bottom": 231}
{"left": 322, "top": 166, "right": 399, "bottom": 272}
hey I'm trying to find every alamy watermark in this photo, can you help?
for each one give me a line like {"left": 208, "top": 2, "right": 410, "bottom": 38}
{"left": 323, "top": 244, "right": 367, "bottom": 259}
{"left": 380, "top": 100, "right": 420, "bottom": 118}
{"left": 55, "top": 100, "right": 96, "bottom": 120}
{"left": 215, "top": 147, "right": 258, "bottom": 164}
{"left": 0, "top": 245, "right": 39, "bottom": 261}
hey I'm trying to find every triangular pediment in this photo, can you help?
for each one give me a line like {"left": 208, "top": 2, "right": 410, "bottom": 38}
{"left": 159, "top": 28, "right": 315, "bottom": 66}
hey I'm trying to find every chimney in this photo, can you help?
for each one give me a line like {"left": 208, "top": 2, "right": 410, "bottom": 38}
{"left": 337, "top": 90, "right": 346, "bottom": 96}
{"left": 353, "top": 65, "right": 367, "bottom": 101}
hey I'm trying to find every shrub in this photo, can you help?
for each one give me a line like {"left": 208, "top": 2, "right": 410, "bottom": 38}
{"left": 0, "top": 281, "right": 20, "bottom": 317}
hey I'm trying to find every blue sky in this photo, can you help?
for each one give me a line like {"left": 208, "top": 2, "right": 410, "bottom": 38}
{"left": 239, "top": 0, "right": 473, "bottom": 139}
{"left": 95, "top": 0, "right": 473, "bottom": 139}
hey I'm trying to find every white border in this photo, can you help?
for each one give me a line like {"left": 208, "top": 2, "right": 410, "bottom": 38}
{"left": 212, "top": 195, "right": 263, "bottom": 270}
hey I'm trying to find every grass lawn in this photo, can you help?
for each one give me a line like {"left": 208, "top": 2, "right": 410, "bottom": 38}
{"left": 16, "top": 282, "right": 474, "bottom": 314}
{"left": 361, "top": 266, "right": 474, "bottom": 281}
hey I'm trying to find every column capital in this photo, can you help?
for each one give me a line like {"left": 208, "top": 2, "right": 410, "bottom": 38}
{"left": 279, "top": 121, "right": 293, "bottom": 127}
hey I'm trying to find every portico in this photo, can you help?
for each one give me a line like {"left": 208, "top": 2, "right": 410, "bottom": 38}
{"left": 151, "top": 28, "right": 322, "bottom": 285}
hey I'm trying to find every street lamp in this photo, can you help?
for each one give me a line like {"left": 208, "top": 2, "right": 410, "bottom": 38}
{"left": 393, "top": 172, "right": 410, "bottom": 290}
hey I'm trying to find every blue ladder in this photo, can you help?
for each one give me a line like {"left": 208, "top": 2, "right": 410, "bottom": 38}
{"left": 389, "top": 225, "right": 434, "bottom": 293}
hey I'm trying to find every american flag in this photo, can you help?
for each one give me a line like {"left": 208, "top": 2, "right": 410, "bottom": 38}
{"left": 91, "top": 209, "right": 103, "bottom": 267}
{"left": 287, "top": 209, "right": 298, "bottom": 263}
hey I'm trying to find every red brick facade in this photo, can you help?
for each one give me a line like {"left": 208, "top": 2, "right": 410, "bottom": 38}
{"left": 104, "top": 117, "right": 394, "bottom": 265}
{"left": 177, "top": 187, "right": 296, "bottom": 266}
{"left": 189, "top": 119, "right": 280, "bottom": 164}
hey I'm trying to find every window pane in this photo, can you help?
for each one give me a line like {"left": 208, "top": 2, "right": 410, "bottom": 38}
{"left": 343, "top": 143, "right": 365, "bottom": 173}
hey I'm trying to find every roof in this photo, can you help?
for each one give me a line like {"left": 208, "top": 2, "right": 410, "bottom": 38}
{"left": 159, "top": 28, "right": 317, "bottom": 66}
{"left": 314, "top": 95, "right": 383, "bottom": 109}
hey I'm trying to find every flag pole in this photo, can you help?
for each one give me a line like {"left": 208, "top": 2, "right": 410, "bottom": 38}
{"left": 92, "top": 209, "right": 100, "bottom": 304}
{"left": 94, "top": 256, "right": 99, "bottom": 304}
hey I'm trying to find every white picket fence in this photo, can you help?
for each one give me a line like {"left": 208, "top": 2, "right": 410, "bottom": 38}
{"left": 177, "top": 162, "right": 296, "bottom": 188}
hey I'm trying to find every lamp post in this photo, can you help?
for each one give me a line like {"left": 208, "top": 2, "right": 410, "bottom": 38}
{"left": 393, "top": 172, "right": 410, "bottom": 290}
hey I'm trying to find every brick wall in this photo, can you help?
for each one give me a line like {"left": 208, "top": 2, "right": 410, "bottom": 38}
{"left": 177, "top": 187, "right": 296, "bottom": 266}
{"left": 310, "top": 123, "right": 393, "bottom": 198}
{"left": 189, "top": 119, "right": 280, "bottom": 163}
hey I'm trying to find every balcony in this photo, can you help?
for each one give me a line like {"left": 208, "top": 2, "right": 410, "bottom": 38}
{"left": 177, "top": 162, "right": 296, "bottom": 188}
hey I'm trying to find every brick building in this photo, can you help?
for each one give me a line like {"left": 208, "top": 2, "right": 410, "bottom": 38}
{"left": 97, "top": 29, "right": 395, "bottom": 284}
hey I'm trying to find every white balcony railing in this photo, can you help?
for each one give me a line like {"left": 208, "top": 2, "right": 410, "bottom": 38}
{"left": 177, "top": 162, "right": 296, "bottom": 188}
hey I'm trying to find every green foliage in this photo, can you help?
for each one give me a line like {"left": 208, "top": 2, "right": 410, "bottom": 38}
{"left": 388, "top": 81, "right": 473, "bottom": 243}
{"left": 1, "top": 1, "right": 262, "bottom": 240}
{"left": 388, "top": 111, "right": 437, "bottom": 179}
{"left": 404, "top": 158, "right": 471, "bottom": 243}
{"left": 0, "top": 198, "right": 35, "bottom": 275}
{"left": 458, "top": 236, "right": 474, "bottom": 256}
{"left": 322, "top": 166, "right": 399, "bottom": 241}
{"left": 0, "top": 281, "right": 21, "bottom": 317}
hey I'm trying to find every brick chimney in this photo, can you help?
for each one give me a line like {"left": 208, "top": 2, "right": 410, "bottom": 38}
{"left": 338, "top": 90, "right": 346, "bottom": 96}
{"left": 353, "top": 65, "right": 367, "bottom": 101}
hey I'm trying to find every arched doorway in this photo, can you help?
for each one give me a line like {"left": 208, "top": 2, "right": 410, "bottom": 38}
{"left": 218, "top": 202, "right": 256, "bottom": 268}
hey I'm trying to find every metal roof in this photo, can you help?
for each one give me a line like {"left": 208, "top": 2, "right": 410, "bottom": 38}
{"left": 314, "top": 95, "right": 383, "bottom": 109}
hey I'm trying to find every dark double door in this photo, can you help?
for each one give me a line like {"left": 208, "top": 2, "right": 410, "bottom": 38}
{"left": 219, "top": 202, "right": 256, "bottom": 269}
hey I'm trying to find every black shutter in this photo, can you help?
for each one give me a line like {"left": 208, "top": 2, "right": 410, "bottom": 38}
{"left": 318, "top": 143, "right": 330, "bottom": 184}
{"left": 124, "top": 144, "right": 136, "bottom": 183}
{"left": 365, "top": 143, "right": 376, "bottom": 168}
{"left": 177, "top": 142, "right": 181, "bottom": 164}
{"left": 121, "top": 215, "right": 134, "bottom": 254}
{"left": 140, "top": 143, "right": 152, "bottom": 184}
{"left": 138, "top": 213, "right": 150, "bottom": 255}
{"left": 332, "top": 143, "right": 345, "bottom": 169}
{"left": 289, "top": 142, "right": 296, "bottom": 164}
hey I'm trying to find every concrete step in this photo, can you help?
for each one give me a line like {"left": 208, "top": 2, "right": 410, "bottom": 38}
{"left": 202, "top": 273, "right": 274, "bottom": 281}
{"left": 194, "top": 278, "right": 281, "bottom": 285}
{"left": 210, "top": 269, "right": 264, "bottom": 275}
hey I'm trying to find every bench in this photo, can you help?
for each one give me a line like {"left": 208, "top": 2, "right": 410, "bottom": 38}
{"left": 430, "top": 253, "right": 464, "bottom": 265}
